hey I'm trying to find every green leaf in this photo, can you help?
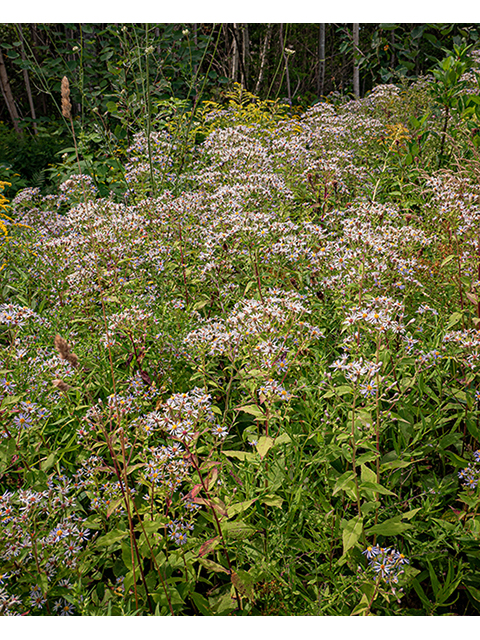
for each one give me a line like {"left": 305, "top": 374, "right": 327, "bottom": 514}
{"left": 222, "top": 520, "right": 255, "bottom": 540}
{"left": 106, "top": 101, "right": 118, "bottom": 113}
{"left": 135, "top": 517, "right": 168, "bottom": 534}
{"left": 401, "top": 508, "right": 421, "bottom": 520}
{"left": 323, "top": 384, "right": 353, "bottom": 399}
{"left": 440, "top": 254, "right": 456, "bottom": 267}
{"left": 444, "top": 451, "right": 470, "bottom": 468}
{"left": 409, "top": 115, "right": 420, "bottom": 128}
{"left": 412, "top": 577, "right": 432, "bottom": 610}
{"left": 210, "top": 590, "right": 237, "bottom": 615}
{"left": 222, "top": 450, "right": 256, "bottom": 462}
{"left": 81, "top": 515, "right": 103, "bottom": 530}
{"left": 198, "top": 558, "right": 229, "bottom": 574}
{"left": 356, "top": 451, "right": 379, "bottom": 465}
{"left": 342, "top": 515, "right": 363, "bottom": 554}
{"left": 367, "top": 519, "right": 412, "bottom": 536}
{"left": 232, "top": 569, "right": 255, "bottom": 601}
{"left": 126, "top": 462, "right": 145, "bottom": 475}
{"left": 274, "top": 432, "right": 291, "bottom": 446}
{"left": 0, "top": 394, "right": 21, "bottom": 407}
{"left": 0, "top": 438, "right": 16, "bottom": 472}
{"left": 380, "top": 459, "right": 413, "bottom": 471}
{"left": 366, "top": 509, "right": 419, "bottom": 536}
{"left": 227, "top": 498, "right": 256, "bottom": 518}
{"left": 193, "top": 297, "right": 210, "bottom": 311}
{"left": 333, "top": 471, "right": 356, "bottom": 496}
{"left": 261, "top": 494, "right": 284, "bottom": 508}
{"left": 256, "top": 436, "right": 274, "bottom": 459}
{"left": 466, "top": 585, "right": 480, "bottom": 603}
{"left": 446, "top": 311, "right": 463, "bottom": 329}
{"left": 237, "top": 404, "right": 265, "bottom": 418}
{"left": 96, "top": 528, "right": 128, "bottom": 547}
{"left": 198, "top": 536, "right": 221, "bottom": 557}
{"left": 190, "top": 591, "right": 211, "bottom": 615}
{"left": 244, "top": 280, "right": 257, "bottom": 295}
{"left": 40, "top": 453, "right": 56, "bottom": 472}
{"left": 106, "top": 496, "right": 126, "bottom": 518}
{"left": 360, "top": 481, "right": 396, "bottom": 496}
{"left": 350, "top": 593, "right": 371, "bottom": 616}
{"left": 360, "top": 464, "right": 377, "bottom": 484}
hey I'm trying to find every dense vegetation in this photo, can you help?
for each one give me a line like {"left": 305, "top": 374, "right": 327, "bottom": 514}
{"left": 1, "top": 23, "right": 480, "bottom": 198}
{"left": 2, "top": 25, "right": 480, "bottom": 616}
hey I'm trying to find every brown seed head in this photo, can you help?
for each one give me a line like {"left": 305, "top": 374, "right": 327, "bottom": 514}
{"left": 52, "top": 379, "right": 71, "bottom": 391}
{"left": 66, "top": 352, "right": 79, "bottom": 368}
{"left": 54, "top": 334, "right": 70, "bottom": 359}
{"left": 54, "top": 334, "right": 79, "bottom": 368}
{"left": 61, "top": 76, "right": 72, "bottom": 119}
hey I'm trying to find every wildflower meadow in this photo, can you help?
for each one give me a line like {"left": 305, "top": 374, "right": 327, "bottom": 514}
{"left": 2, "top": 34, "right": 480, "bottom": 617}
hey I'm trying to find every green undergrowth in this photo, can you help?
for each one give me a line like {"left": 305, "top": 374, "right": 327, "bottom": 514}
{"left": 2, "top": 48, "right": 480, "bottom": 616}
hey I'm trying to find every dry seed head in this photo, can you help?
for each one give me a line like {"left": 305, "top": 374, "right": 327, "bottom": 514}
{"left": 54, "top": 334, "right": 70, "bottom": 359}
{"left": 61, "top": 76, "right": 72, "bottom": 119}
{"left": 52, "top": 379, "right": 71, "bottom": 391}
{"left": 66, "top": 352, "right": 79, "bottom": 368}
{"left": 54, "top": 334, "right": 79, "bottom": 368}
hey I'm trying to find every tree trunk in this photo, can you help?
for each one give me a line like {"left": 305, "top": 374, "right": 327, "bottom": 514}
{"left": 279, "top": 24, "right": 292, "bottom": 105}
{"left": 0, "top": 46, "right": 22, "bottom": 136}
{"left": 155, "top": 26, "right": 161, "bottom": 56}
{"left": 17, "top": 23, "right": 38, "bottom": 135}
{"left": 390, "top": 29, "right": 396, "bottom": 69}
{"left": 231, "top": 23, "right": 239, "bottom": 83}
{"left": 192, "top": 24, "right": 198, "bottom": 98}
{"left": 353, "top": 23, "right": 360, "bottom": 98}
{"left": 255, "top": 23, "right": 272, "bottom": 95}
{"left": 242, "top": 24, "right": 250, "bottom": 91}
{"left": 31, "top": 24, "right": 48, "bottom": 116}
{"left": 318, "top": 23, "right": 326, "bottom": 97}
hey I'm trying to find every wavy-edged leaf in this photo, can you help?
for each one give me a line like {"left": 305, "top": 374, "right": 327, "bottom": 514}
{"left": 222, "top": 520, "right": 255, "bottom": 539}
{"left": 198, "top": 535, "right": 221, "bottom": 557}
{"left": 198, "top": 557, "right": 229, "bottom": 574}
{"left": 261, "top": 494, "right": 284, "bottom": 508}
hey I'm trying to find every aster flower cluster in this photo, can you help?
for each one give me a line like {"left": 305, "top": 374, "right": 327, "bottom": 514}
{"left": 166, "top": 517, "right": 194, "bottom": 546}
{"left": 59, "top": 174, "right": 98, "bottom": 199}
{"left": 330, "top": 355, "right": 382, "bottom": 386}
{"left": 12, "top": 186, "right": 41, "bottom": 205}
{"left": 443, "top": 329, "right": 480, "bottom": 371}
{"left": 362, "top": 545, "right": 409, "bottom": 586}
{"left": 100, "top": 305, "right": 155, "bottom": 349}
{"left": 184, "top": 289, "right": 313, "bottom": 359}
{"left": 458, "top": 450, "right": 480, "bottom": 490}
{"left": 258, "top": 378, "right": 293, "bottom": 402}
{"left": 342, "top": 296, "right": 406, "bottom": 335}
{"left": 153, "top": 387, "right": 217, "bottom": 443}
{"left": 0, "top": 302, "right": 48, "bottom": 328}
{"left": 0, "top": 475, "right": 91, "bottom": 614}
{"left": 144, "top": 443, "right": 190, "bottom": 491}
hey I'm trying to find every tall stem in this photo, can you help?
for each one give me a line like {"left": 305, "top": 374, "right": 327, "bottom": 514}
{"left": 184, "top": 441, "right": 242, "bottom": 609}
{"left": 373, "top": 332, "right": 382, "bottom": 543}
{"left": 144, "top": 24, "right": 156, "bottom": 195}
{"left": 351, "top": 391, "right": 362, "bottom": 515}
{"left": 439, "top": 104, "right": 450, "bottom": 168}
{"left": 177, "top": 220, "right": 190, "bottom": 306}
